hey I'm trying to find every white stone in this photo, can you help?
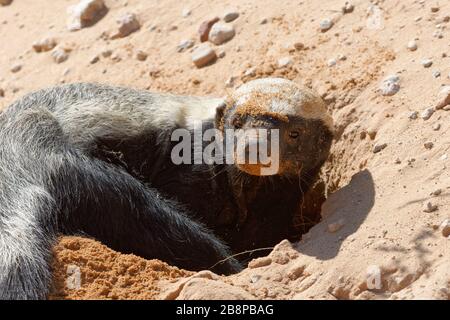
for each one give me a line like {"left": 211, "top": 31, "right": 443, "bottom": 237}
{"left": 177, "top": 39, "right": 194, "bottom": 52}
{"left": 379, "top": 75, "right": 400, "bottom": 96}
{"left": 327, "top": 58, "right": 337, "bottom": 67}
{"left": 67, "top": 0, "right": 107, "bottom": 31}
{"left": 223, "top": 9, "right": 239, "bottom": 22}
{"left": 366, "top": 265, "right": 382, "bottom": 290}
{"left": 10, "top": 63, "right": 22, "bottom": 73}
{"left": 51, "top": 48, "right": 69, "bottom": 64}
{"left": 320, "top": 18, "right": 333, "bottom": 32}
{"left": 191, "top": 44, "right": 216, "bottom": 68}
{"left": 209, "top": 23, "right": 235, "bottom": 45}
{"left": 421, "top": 107, "right": 435, "bottom": 120}
{"left": 407, "top": 40, "right": 417, "bottom": 51}
{"left": 408, "top": 111, "right": 418, "bottom": 120}
{"left": 421, "top": 58, "right": 433, "bottom": 68}
{"left": 373, "top": 142, "right": 387, "bottom": 153}
{"left": 111, "top": 13, "right": 140, "bottom": 39}
{"left": 181, "top": 8, "right": 191, "bottom": 18}
{"left": 32, "top": 37, "right": 57, "bottom": 53}
{"left": 432, "top": 71, "right": 441, "bottom": 78}
{"left": 435, "top": 86, "right": 450, "bottom": 109}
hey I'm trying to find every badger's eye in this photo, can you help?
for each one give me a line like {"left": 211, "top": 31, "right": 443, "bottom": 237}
{"left": 289, "top": 131, "right": 300, "bottom": 139}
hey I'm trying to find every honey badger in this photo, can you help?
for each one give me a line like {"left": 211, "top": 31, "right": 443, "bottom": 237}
{"left": 0, "top": 78, "right": 333, "bottom": 299}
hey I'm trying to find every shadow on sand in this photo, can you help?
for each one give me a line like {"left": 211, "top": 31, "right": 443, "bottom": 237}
{"left": 297, "top": 169, "right": 375, "bottom": 260}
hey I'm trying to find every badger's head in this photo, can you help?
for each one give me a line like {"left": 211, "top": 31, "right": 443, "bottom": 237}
{"left": 216, "top": 78, "right": 333, "bottom": 177}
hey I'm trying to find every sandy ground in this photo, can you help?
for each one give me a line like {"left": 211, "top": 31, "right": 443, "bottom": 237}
{"left": 0, "top": 0, "right": 449, "bottom": 299}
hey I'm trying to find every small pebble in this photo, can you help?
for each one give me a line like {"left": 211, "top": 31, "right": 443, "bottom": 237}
{"left": 181, "top": 8, "right": 191, "bottom": 18}
{"left": 439, "top": 219, "right": 450, "bottom": 237}
{"left": 260, "top": 18, "right": 268, "bottom": 24}
{"left": 342, "top": 2, "right": 354, "bottom": 14}
{"left": 208, "top": 23, "right": 235, "bottom": 45}
{"left": 10, "top": 63, "right": 22, "bottom": 73}
{"left": 421, "top": 59, "right": 433, "bottom": 68}
{"left": 177, "top": 39, "right": 194, "bottom": 52}
{"left": 407, "top": 40, "right": 417, "bottom": 51}
{"left": 250, "top": 275, "right": 261, "bottom": 283}
{"left": 67, "top": 0, "right": 107, "bottom": 31}
{"left": 191, "top": 44, "right": 217, "bottom": 68}
{"left": 101, "top": 49, "right": 112, "bottom": 58}
{"left": 294, "top": 42, "right": 305, "bottom": 50}
{"left": 135, "top": 50, "right": 147, "bottom": 61}
{"left": 373, "top": 142, "right": 387, "bottom": 153}
{"left": 421, "top": 107, "right": 435, "bottom": 120}
{"left": 432, "top": 123, "right": 441, "bottom": 131}
{"left": 319, "top": 18, "right": 333, "bottom": 32}
{"left": 432, "top": 71, "right": 441, "bottom": 78}
{"left": 366, "top": 265, "right": 382, "bottom": 290}
{"left": 111, "top": 13, "right": 140, "bottom": 39}
{"left": 89, "top": 55, "right": 99, "bottom": 64}
{"left": 432, "top": 30, "right": 443, "bottom": 39}
{"left": 430, "top": 6, "right": 439, "bottom": 13}
{"left": 0, "top": 88, "right": 4, "bottom": 97}
{"left": 62, "top": 68, "right": 71, "bottom": 76}
{"left": 422, "top": 201, "right": 438, "bottom": 213}
{"left": 51, "top": 48, "right": 69, "bottom": 64}
{"left": 327, "top": 58, "right": 337, "bottom": 67}
{"left": 379, "top": 75, "right": 400, "bottom": 96}
{"left": 431, "top": 189, "right": 442, "bottom": 196}
{"left": 223, "top": 9, "right": 239, "bottom": 22}
{"left": 424, "top": 141, "right": 434, "bottom": 149}
{"left": 408, "top": 111, "right": 418, "bottom": 120}
{"left": 0, "top": 0, "right": 13, "bottom": 5}
{"left": 435, "top": 86, "right": 450, "bottom": 109}
{"left": 32, "top": 37, "right": 57, "bottom": 53}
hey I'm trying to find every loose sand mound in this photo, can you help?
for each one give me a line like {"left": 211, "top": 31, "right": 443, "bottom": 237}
{"left": 50, "top": 236, "right": 192, "bottom": 300}
{"left": 1, "top": 0, "right": 449, "bottom": 299}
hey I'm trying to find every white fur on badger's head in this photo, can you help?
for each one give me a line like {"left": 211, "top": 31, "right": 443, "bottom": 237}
{"left": 230, "top": 78, "right": 333, "bottom": 130}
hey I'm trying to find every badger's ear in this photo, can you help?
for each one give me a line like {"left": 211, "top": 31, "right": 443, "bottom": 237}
{"left": 214, "top": 100, "right": 227, "bottom": 130}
